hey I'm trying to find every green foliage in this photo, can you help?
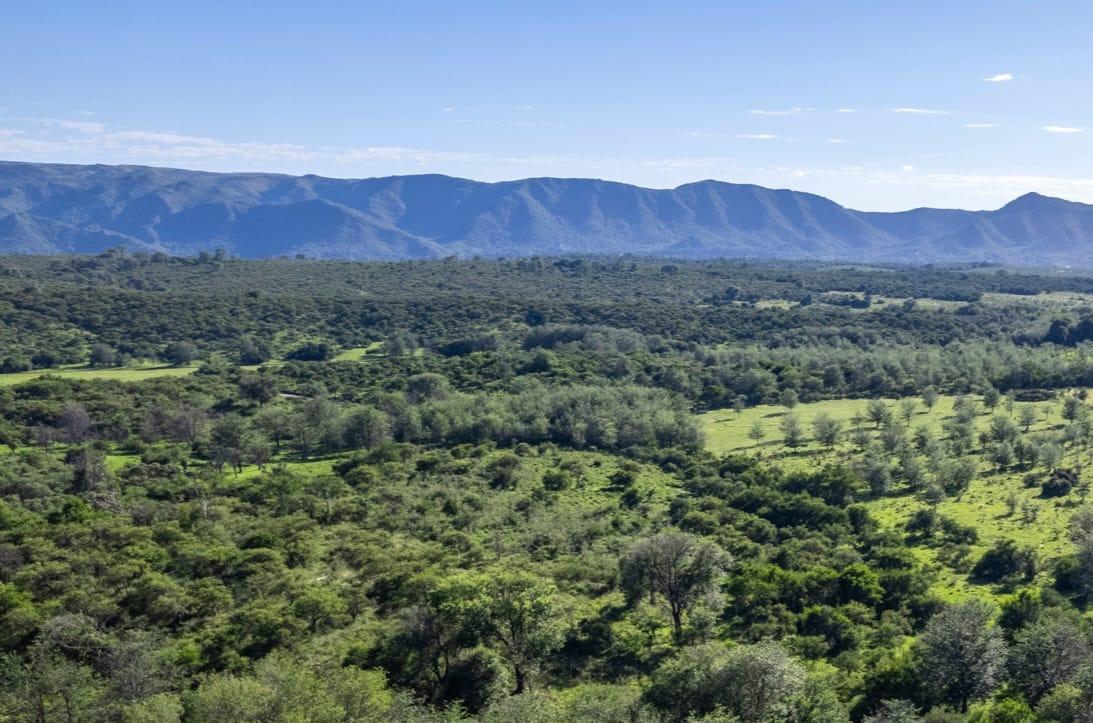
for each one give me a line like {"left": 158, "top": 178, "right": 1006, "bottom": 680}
{"left": 6, "top": 255, "right": 1093, "bottom": 718}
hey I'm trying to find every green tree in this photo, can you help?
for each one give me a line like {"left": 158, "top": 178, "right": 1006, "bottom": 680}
{"left": 1007, "top": 610, "right": 1090, "bottom": 703}
{"left": 780, "top": 413, "right": 805, "bottom": 449}
{"left": 866, "top": 399, "right": 892, "bottom": 429}
{"left": 812, "top": 412, "right": 843, "bottom": 448}
{"left": 620, "top": 531, "right": 730, "bottom": 642}
{"left": 918, "top": 601, "right": 1007, "bottom": 713}
{"left": 1018, "top": 405, "right": 1038, "bottom": 433}
{"left": 476, "top": 569, "right": 567, "bottom": 694}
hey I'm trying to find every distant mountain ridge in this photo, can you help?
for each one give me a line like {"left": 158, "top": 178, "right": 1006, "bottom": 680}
{"left": 1, "top": 160, "right": 1092, "bottom": 265}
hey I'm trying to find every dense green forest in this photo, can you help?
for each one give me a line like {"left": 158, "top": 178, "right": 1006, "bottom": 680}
{"left": 7, "top": 252, "right": 1093, "bottom": 721}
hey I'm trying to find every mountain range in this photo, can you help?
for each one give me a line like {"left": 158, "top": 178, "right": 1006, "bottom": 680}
{"left": 1, "top": 160, "right": 1091, "bottom": 265}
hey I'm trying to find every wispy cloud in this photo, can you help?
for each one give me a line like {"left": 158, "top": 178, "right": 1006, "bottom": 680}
{"left": 964, "top": 123, "right": 996, "bottom": 128}
{"left": 749, "top": 106, "right": 812, "bottom": 116}
{"left": 1044, "top": 125, "right": 1083, "bottom": 134}
{"left": 892, "top": 107, "right": 949, "bottom": 115}
{"left": 737, "top": 133, "right": 786, "bottom": 140}
{"left": 836, "top": 108, "right": 857, "bottom": 113}
{"left": 0, "top": 118, "right": 485, "bottom": 167}
{"left": 39, "top": 118, "right": 106, "bottom": 134}
{"left": 828, "top": 138, "right": 847, "bottom": 144}
{"left": 901, "top": 165, "right": 916, "bottom": 171}
{"left": 984, "top": 73, "right": 1014, "bottom": 83}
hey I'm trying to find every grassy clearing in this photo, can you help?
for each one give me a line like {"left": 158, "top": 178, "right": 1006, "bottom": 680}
{"left": 699, "top": 392, "right": 1086, "bottom": 600}
{"left": 332, "top": 342, "right": 384, "bottom": 361}
{"left": 0, "top": 343, "right": 382, "bottom": 386}
{"left": 0, "top": 363, "right": 197, "bottom": 386}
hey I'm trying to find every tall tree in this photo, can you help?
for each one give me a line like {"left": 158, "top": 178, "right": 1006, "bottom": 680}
{"left": 620, "top": 531, "right": 730, "bottom": 641}
{"left": 917, "top": 601, "right": 1007, "bottom": 712}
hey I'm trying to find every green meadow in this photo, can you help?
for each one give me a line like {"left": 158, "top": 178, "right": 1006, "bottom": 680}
{"left": 699, "top": 392, "right": 1087, "bottom": 600}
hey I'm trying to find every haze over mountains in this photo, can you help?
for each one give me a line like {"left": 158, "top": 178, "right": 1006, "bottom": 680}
{"left": 1, "top": 160, "right": 1091, "bottom": 266}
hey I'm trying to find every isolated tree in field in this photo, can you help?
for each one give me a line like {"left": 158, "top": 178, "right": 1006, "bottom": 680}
{"left": 1064, "top": 395, "right": 1087, "bottom": 423}
{"left": 812, "top": 412, "right": 842, "bottom": 448}
{"left": 939, "top": 457, "right": 977, "bottom": 497}
{"left": 620, "top": 531, "right": 730, "bottom": 642}
{"left": 866, "top": 399, "right": 891, "bottom": 428}
{"left": 1018, "top": 405, "right": 1038, "bottom": 432}
{"left": 733, "top": 394, "right": 748, "bottom": 416}
{"left": 860, "top": 455, "right": 892, "bottom": 496}
{"left": 780, "top": 413, "right": 805, "bottom": 449}
{"left": 778, "top": 389, "right": 799, "bottom": 410}
{"left": 990, "top": 441, "right": 1015, "bottom": 471}
{"left": 748, "top": 420, "right": 765, "bottom": 445}
{"left": 982, "top": 386, "right": 1001, "bottom": 410}
{"left": 918, "top": 600, "right": 1007, "bottom": 713}
{"left": 899, "top": 398, "right": 917, "bottom": 424}
{"left": 912, "top": 424, "right": 933, "bottom": 452}
{"left": 1039, "top": 441, "right": 1063, "bottom": 471}
{"left": 953, "top": 395, "right": 980, "bottom": 424}
{"left": 922, "top": 387, "right": 940, "bottom": 411}
{"left": 1013, "top": 437, "right": 1037, "bottom": 469}
{"left": 989, "top": 414, "right": 1019, "bottom": 444}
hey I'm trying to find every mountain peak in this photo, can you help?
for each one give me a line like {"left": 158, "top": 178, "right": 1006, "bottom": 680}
{"left": 998, "top": 191, "right": 1066, "bottom": 213}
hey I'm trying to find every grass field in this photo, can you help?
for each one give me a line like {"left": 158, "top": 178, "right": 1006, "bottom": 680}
{"left": 0, "top": 344, "right": 387, "bottom": 386}
{"left": 698, "top": 392, "right": 1085, "bottom": 600}
{"left": 0, "top": 363, "right": 198, "bottom": 386}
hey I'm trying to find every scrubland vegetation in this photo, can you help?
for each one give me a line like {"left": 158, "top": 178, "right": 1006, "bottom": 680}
{"left": 7, "top": 252, "right": 1093, "bottom": 720}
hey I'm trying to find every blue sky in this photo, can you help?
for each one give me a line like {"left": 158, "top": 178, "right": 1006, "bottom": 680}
{"left": 3, "top": 0, "right": 1092, "bottom": 210}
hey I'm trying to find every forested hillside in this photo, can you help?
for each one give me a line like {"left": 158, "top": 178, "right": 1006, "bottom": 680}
{"left": 6, "top": 253, "right": 1093, "bottom": 720}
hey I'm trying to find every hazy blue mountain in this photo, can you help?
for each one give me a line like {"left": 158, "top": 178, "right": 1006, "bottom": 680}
{"left": 1, "top": 160, "right": 1091, "bottom": 265}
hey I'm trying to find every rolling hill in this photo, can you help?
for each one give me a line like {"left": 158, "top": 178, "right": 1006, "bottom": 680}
{"left": 1, "top": 160, "right": 1091, "bottom": 265}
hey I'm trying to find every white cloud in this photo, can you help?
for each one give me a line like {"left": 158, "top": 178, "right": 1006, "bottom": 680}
{"left": 828, "top": 138, "right": 847, "bottom": 144}
{"left": 836, "top": 108, "right": 857, "bottom": 113}
{"left": 892, "top": 108, "right": 949, "bottom": 115}
{"left": 737, "top": 133, "right": 784, "bottom": 140}
{"left": 984, "top": 73, "right": 1014, "bottom": 83}
{"left": 964, "top": 123, "right": 996, "bottom": 128}
{"left": 901, "top": 165, "right": 916, "bottom": 171}
{"left": 861, "top": 170, "right": 1093, "bottom": 199}
{"left": 1044, "top": 125, "right": 1083, "bottom": 134}
{"left": 749, "top": 106, "right": 812, "bottom": 116}
{"left": 40, "top": 118, "right": 105, "bottom": 134}
{"left": 0, "top": 118, "right": 485, "bottom": 167}
{"left": 441, "top": 106, "right": 456, "bottom": 113}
